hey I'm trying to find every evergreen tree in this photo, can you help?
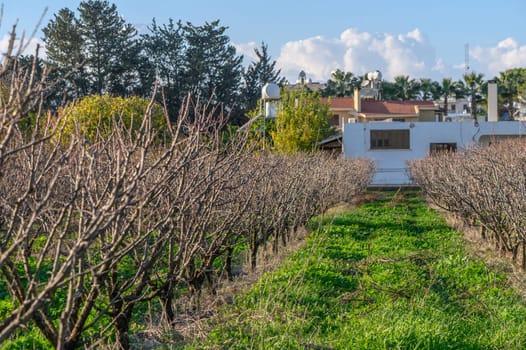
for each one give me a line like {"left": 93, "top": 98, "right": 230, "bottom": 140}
{"left": 78, "top": 0, "right": 143, "bottom": 95}
{"left": 181, "top": 20, "right": 243, "bottom": 119}
{"left": 436, "top": 78, "right": 463, "bottom": 116}
{"left": 141, "top": 18, "right": 185, "bottom": 117}
{"left": 419, "top": 78, "right": 436, "bottom": 101}
{"left": 392, "top": 75, "right": 420, "bottom": 100}
{"left": 380, "top": 80, "right": 398, "bottom": 100}
{"left": 463, "top": 71, "right": 486, "bottom": 120}
{"left": 42, "top": 8, "right": 88, "bottom": 101}
{"left": 242, "top": 42, "right": 284, "bottom": 114}
{"left": 497, "top": 68, "right": 526, "bottom": 120}
{"left": 43, "top": 1, "right": 151, "bottom": 100}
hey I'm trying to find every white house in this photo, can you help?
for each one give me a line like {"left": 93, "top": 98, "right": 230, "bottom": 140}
{"left": 343, "top": 121, "right": 526, "bottom": 186}
{"left": 434, "top": 97, "right": 471, "bottom": 120}
{"left": 337, "top": 79, "right": 524, "bottom": 187}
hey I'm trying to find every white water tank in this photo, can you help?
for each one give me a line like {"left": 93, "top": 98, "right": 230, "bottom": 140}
{"left": 262, "top": 82, "right": 280, "bottom": 118}
{"left": 261, "top": 83, "right": 280, "bottom": 101}
{"left": 367, "top": 70, "right": 382, "bottom": 81}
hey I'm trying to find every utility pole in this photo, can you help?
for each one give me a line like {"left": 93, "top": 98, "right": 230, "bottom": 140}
{"left": 465, "top": 43, "right": 470, "bottom": 73}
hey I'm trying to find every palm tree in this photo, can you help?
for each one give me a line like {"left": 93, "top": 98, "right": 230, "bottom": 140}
{"left": 437, "top": 78, "right": 462, "bottom": 116}
{"left": 379, "top": 81, "right": 397, "bottom": 100}
{"left": 324, "top": 69, "right": 360, "bottom": 97}
{"left": 463, "top": 72, "right": 485, "bottom": 120}
{"left": 419, "top": 78, "right": 435, "bottom": 101}
{"left": 498, "top": 68, "right": 526, "bottom": 120}
{"left": 393, "top": 75, "right": 420, "bottom": 100}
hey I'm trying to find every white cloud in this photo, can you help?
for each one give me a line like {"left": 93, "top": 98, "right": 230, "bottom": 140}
{"left": 275, "top": 35, "right": 343, "bottom": 82}
{"left": 471, "top": 38, "right": 526, "bottom": 77}
{"left": 405, "top": 29, "right": 424, "bottom": 43}
{"left": 276, "top": 27, "right": 442, "bottom": 82}
{"left": 234, "top": 41, "right": 258, "bottom": 64}
{"left": 0, "top": 34, "right": 45, "bottom": 58}
{"left": 277, "top": 28, "right": 526, "bottom": 82}
{"left": 266, "top": 27, "right": 526, "bottom": 83}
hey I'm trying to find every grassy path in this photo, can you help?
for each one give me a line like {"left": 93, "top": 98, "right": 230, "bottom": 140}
{"left": 196, "top": 191, "right": 526, "bottom": 349}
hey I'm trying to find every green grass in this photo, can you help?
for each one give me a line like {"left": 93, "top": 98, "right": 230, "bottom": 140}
{"left": 195, "top": 191, "right": 526, "bottom": 349}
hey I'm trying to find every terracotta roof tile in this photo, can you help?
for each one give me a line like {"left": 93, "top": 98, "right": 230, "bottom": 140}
{"left": 323, "top": 97, "right": 436, "bottom": 115}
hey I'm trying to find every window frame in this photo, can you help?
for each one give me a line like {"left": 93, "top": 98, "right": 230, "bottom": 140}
{"left": 429, "top": 142, "right": 457, "bottom": 154}
{"left": 370, "top": 129, "right": 410, "bottom": 150}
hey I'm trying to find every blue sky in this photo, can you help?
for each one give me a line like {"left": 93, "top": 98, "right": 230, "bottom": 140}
{"left": 3, "top": 0, "right": 526, "bottom": 83}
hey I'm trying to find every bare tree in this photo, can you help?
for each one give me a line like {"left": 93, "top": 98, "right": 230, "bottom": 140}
{"left": 410, "top": 139, "right": 526, "bottom": 269}
{"left": 0, "top": 25, "right": 374, "bottom": 349}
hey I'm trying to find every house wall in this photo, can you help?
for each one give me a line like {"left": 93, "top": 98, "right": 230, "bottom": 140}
{"left": 343, "top": 121, "right": 526, "bottom": 186}
{"left": 328, "top": 102, "right": 438, "bottom": 125}
{"left": 417, "top": 110, "right": 436, "bottom": 122}
{"left": 368, "top": 115, "right": 419, "bottom": 122}
{"left": 331, "top": 111, "right": 356, "bottom": 129}
{"left": 436, "top": 98, "right": 469, "bottom": 115}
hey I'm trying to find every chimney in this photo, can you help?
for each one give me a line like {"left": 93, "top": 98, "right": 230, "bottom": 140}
{"left": 354, "top": 87, "right": 361, "bottom": 112}
{"left": 487, "top": 80, "right": 498, "bottom": 122}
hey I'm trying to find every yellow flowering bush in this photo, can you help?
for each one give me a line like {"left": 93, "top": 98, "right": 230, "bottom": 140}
{"left": 57, "top": 94, "right": 168, "bottom": 143}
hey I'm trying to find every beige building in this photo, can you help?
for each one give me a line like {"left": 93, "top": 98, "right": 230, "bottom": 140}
{"left": 318, "top": 89, "right": 440, "bottom": 152}
{"left": 323, "top": 89, "right": 439, "bottom": 128}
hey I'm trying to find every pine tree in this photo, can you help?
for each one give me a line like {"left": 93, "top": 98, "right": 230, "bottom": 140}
{"left": 141, "top": 18, "right": 185, "bottom": 117}
{"left": 242, "top": 42, "right": 284, "bottom": 113}
{"left": 78, "top": 0, "right": 142, "bottom": 95}
{"left": 42, "top": 8, "right": 87, "bottom": 101}
{"left": 181, "top": 20, "right": 243, "bottom": 118}
{"left": 43, "top": 1, "right": 151, "bottom": 100}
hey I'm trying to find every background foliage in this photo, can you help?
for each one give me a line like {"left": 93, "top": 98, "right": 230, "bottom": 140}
{"left": 57, "top": 94, "right": 168, "bottom": 142}
{"left": 272, "top": 89, "right": 333, "bottom": 153}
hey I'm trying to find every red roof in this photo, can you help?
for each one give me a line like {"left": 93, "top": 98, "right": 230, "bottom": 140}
{"left": 323, "top": 97, "right": 436, "bottom": 115}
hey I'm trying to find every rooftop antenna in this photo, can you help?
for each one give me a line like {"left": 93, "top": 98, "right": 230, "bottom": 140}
{"left": 464, "top": 43, "right": 470, "bottom": 72}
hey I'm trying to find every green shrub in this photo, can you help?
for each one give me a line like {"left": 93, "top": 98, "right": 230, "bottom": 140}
{"left": 56, "top": 94, "right": 168, "bottom": 143}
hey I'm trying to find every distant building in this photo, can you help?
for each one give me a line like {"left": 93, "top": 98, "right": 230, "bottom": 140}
{"left": 512, "top": 98, "right": 526, "bottom": 120}
{"left": 434, "top": 97, "right": 473, "bottom": 121}
{"left": 323, "top": 88, "right": 439, "bottom": 129}
{"left": 314, "top": 75, "right": 525, "bottom": 187}
{"left": 284, "top": 70, "right": 326, "bottom": 93}
{"left": 341, "top": 80, "right": 524, "bottom": 186}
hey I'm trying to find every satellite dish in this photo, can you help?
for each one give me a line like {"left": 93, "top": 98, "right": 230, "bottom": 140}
{"left": 361, "top": 79, "right": 370, "bottom": 87}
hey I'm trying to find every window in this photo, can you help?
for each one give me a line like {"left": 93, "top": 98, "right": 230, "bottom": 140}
{"left": 370, "top": 129, "right": 410, "bottom": 149}
{"left": 430, "top": 142, "right": 457, "bottom": 154}
{"left": 330, "top": 114, "right": 340, "bottom": 127}
{"left": 450, "top": 105, "right": 456, "bottom": 112}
